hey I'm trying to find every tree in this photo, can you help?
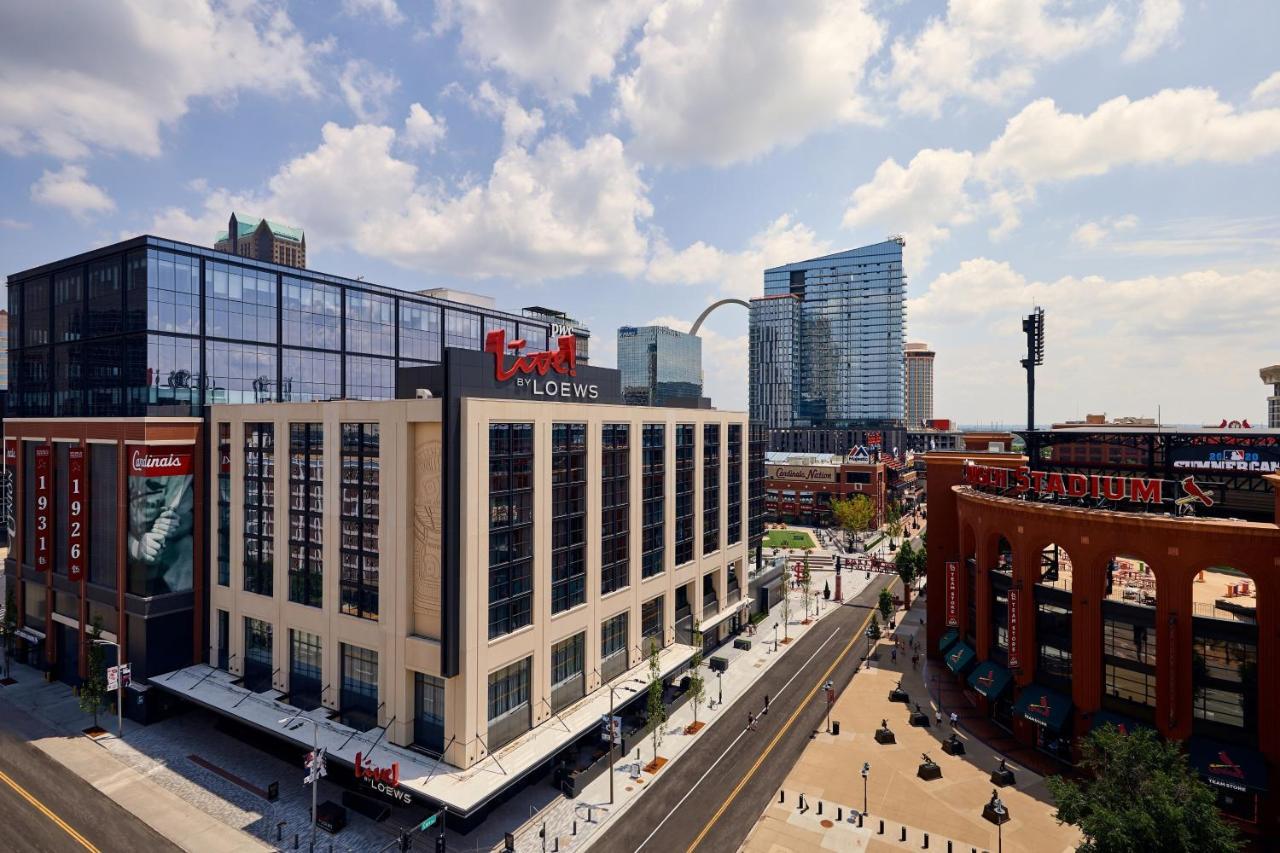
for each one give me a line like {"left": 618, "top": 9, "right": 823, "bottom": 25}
{"left": 878, "top": 587, "right": 894, "bottom": 623}
{"left": 867, "top": 613, "right": 881, "bottom": 641}
{"left": 0, "top": 584, "right": 16, "bottom": 680}
{"left": 780, "top": 579, "right": 792, "bottom": 642}
{"left": 1046, "top": 726, "right": 1241, "bottom": 853}
{"left": 831, "top": 495, "right": 875, "bottom": 550}
{"left": 688, "top": 621, "right": 706, "bottom": 728}
{"left": 645, "top": 638, "right": 666, "bottom": 762}
{"left": 886, "top": 502, "right": 903, "bottom": 550}
{"left": 896, "top": 541, "right": 918, "bottom": 608}
{"left": 799, "top": 554, "right": 814, "bottom": 623}
{"left": 80, "top": 617, "right": 108, "bottom": 729}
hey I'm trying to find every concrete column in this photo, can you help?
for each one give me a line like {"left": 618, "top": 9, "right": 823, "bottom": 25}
{"left": 1011, "top": 541, "right": 1038, "bottom": 687}
{"left": 973, "top": 533, "right": 992, "bottom": 659}
{"left": 1070, "top": 546, "right": 1105, "bottom": 715}
{"left": 1155, "top": 562, "right": 1193, "bottom": 740}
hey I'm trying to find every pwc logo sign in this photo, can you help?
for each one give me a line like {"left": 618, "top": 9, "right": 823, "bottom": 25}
{"left": 484, "top": 329, "right": 599, "bottom": 400}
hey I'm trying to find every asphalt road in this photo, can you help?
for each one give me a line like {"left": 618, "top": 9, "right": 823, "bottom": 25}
{"left": 592, "top": 571, "right": 894, "bottom": 853}
{"left": 0, "top": 724, "right": 179, "bottom": 853}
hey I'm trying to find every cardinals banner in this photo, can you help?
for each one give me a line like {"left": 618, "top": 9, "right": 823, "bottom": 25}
{"left": 67, "top": 447, "right": 87, "bottom": 582}
{"left": 1007, "top": 587, "right": 1021, "bottom": 670}
{"left": 3, "top": 439, "right": 16, "bottom": 545}
{"left": 127, "top": 445, "right": 195, "bottom": 595}
{"left": 945, "top": 561, "right": 960, "bottom": 627}
{"left": 34, "top": 443, "right": 52, "bottom": 571}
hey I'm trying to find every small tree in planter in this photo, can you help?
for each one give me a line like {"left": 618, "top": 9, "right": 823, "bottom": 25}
{"left": 686, "top": 621, "right": 706, "bottom": 734}
{"left": 645, "top": 638, "right": 667, "bottom": 771}
{"left": 867, "top": 612, "right": 881, "bottom": 641}
{"left": 878, "top": 587, "right": 894, "bottom": 624}
{"left": 823, "top": 580, "right": 831, "bottom": 600}
{"left": 800, "top": 555, "right": 814, "bottom": 624}
{"left": 80, "top": 617, "right": 108, "bottom": 734}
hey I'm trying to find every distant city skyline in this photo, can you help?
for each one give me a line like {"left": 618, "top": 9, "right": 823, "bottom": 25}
{"left": 2, "top": 1, "right": 1279, "bottom": 423}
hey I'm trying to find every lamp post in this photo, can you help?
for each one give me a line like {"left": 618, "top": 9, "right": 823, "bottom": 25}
{"left": 717, "top": 670, "right": 723, "bottom": 706}
{"left": 861, "top": 762, "right": 870, "bottom": 815}
{"left": 606, "top": 680, "right": 641, "bottom": 804}
{"left": 280, "top": 714, "right": 322, "bottom": 851}
{"left": 92, "top": 639, "right": 124, "bottom": 737}
{"left": 992, "top": 797, "right": 1006, "bottom": 853}
{"left": 773, "top": 622, "right": 778, "bottom": 652}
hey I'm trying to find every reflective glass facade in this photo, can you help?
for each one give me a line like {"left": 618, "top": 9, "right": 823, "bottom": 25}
{"left": 6, "top": 236, "right": 585, "bottom": 417}
{"left": 751, "top": 240, "right": 906, "bottom": 428}
{"left": 617, "top": 325, "right": 703, "bottom": 406}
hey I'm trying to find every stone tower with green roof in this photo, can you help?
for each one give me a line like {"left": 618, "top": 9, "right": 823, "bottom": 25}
{"left": 214, "top": 212, "right": 306, "bottom": 268}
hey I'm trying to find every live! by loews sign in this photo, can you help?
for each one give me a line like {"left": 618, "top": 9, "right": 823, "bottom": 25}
{"left": 484, "top": 329, "right": 600, "bottom": 400}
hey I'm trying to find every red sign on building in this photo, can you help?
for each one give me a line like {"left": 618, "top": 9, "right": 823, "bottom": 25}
{"left": 67, "top": 447, "right": 87, "bottom": 582}
{"left": 1007, "top": 587, "right": 1021, "bottom": 669}
{"left": 484, "top": 329, "right": 578, "bottom": 381}
{"left": 34, "top": 443, "right": 52, "bottom": 571}
{"left": 128, "top": 446, "right": 195, "bottom": 477}
{"left": 945, "top": 561, "right": 960, "bottom": 627}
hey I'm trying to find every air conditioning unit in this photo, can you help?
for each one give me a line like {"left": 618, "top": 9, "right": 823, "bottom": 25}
{"left": 415, "top": 388, "right": 433, "bottom": 399}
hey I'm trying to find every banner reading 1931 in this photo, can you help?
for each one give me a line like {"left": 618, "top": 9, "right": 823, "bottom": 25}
{"left": 945, "top": 561, "right": 960, "bottom": 627}
{"left": 34, "top": 443, "right": 52, "bottom": 571}
{"left": 68, "top": 446, "right": 87, "bottom": 582}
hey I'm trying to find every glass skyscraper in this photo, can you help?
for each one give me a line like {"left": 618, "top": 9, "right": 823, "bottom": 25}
{"left": 6, "top": 235, "right": 588, "bottom": 418}
{"left": 617, "top": 325, "right": 703, "bottom": 406}
{"left": 750, "top": 239, "right": 906, "bottom": 430}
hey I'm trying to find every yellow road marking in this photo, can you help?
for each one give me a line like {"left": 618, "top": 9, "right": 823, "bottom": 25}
{"left": 688, "top": 581, "right": 891, "bottom": 852}
{"left": 0, "top": 766, "right": 101, "bottom": 852}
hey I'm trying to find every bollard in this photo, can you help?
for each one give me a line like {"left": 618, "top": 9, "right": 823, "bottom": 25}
{"left": 837, "top": 807, "right": 842, "bottom": 821}
{"left": 858, "top": 812, "right": 864, "bottom": 828}
{"left": 924, "top": 833, "right": 929, "bottom": 849}
{"left": 553, "top": 839, "right": 559, "bottom": 853}
{"left": 879, "top": 819, "right": 884, "bottom": 835}
{"left": 573, "top": 821, "right": 577, "bottom": 836}
{"left": 293, "top": 833, "right": 299, "bottom": 850}
{"left": 818, "top": 801, "right": 823, "bottom": 815}
{"left": 901, "top": 826, "right": 907, "bottom": 842}
{"left": 780, "top": 790, "right": 785, "bottom": 803}
{"left": 276, "top": 822, "right": 286, "bottom": 842}
{"left": 948, "top": 843, "right": 952, "bottom": 853}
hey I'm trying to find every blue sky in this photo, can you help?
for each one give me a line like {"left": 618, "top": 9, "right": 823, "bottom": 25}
{"left": 3, "top": 0, "right": 1279, "bottom": 424}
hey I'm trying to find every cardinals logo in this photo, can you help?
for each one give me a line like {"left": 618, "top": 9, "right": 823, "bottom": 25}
{"left": 1028, "top": 695, "right": 1052, "bottom": 717}
{"left": 1209, "top": 751, "right": 1245, "bottom": 779}
{"left": 1176, "top": 477, "right": 1214, "bottom": 509}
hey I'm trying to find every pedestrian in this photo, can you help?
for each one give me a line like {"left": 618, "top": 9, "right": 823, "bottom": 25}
{"left": 891, "top": 647, "right": 897, "bottom": 663}
{"left": 950, "top": 712, "right": 959, "bottom": 730}
{"left": 911, "top": 653, "right": 919, "bottom": 670}
{"left": 935, "top": 709, "right": 943, "bottom": 727}
{"left": 764, "top": 694, "right": 770, "bottom": 715}
{"left": 748, "top": 712, "right": 757, "bottom": 731}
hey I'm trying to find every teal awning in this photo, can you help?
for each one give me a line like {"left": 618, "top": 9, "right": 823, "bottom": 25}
{"left": 944, "top": 641, "right": 976, "bottom": 674}
{"left": 938, "top": 628, "right": 959, "bottom": 653}
{"left": 1187, "top": 737, "right": 1269, "bottom": 794}
{"left": 966, "top": 660, "right": 1012, "bottom": 700}
{"left": 1012, "top": 685, "right": 1073, "bottom": 731}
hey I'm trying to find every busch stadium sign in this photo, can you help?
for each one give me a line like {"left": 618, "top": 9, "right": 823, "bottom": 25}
{"left": 963, "top": 462, "right": 1214, "bottom": 508}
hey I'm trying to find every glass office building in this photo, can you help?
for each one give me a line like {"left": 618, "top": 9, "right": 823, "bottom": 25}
{"left": 6, "top": 235, "right": 589, "bottom": 418}
{"left": 617, "top": 325, "right": 703, "bottom": 407}
{"left": 750, "top": 240, "right": 906, "bottom": 430}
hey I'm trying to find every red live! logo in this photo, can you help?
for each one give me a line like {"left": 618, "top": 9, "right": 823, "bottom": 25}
{"left": 484, "top": 329, "right": 577, "bottom": 382}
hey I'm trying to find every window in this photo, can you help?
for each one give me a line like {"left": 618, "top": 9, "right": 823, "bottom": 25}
{"left": 206, "top": 262, "right": 277, "bottom": 343}
{"left": 53, "top": 269, "right": 83, "bottom": 342}
{"left": 243, "top": 423, "right": 275, "bottom": 597}
{"left": 748, "top": 423, "right": 766, "bottom": 542}
{"left": 344, "top": 355, "right": 394, "bottom": 400}
{"left": 289, "top": 630, "right": 322, "bottom": 710}
{"left": 400, "top": 303, "right": 441, "bottom": 362}
{"left": 1103, "top": 614, "right": 1157, "bottom": 716}
{"left": 641, "top": 595, "right": 664, "bottom": 648}
{"left": 282, "top": 279, "right": 340, "bottom": 350}
{"left": 282, "top": 349, "right": 341, "bottom": 402}
{"left": 243, "top": 617, "right": 273, "bottom": 693}
{"left": 675, "top": 425, "right": 695, "bottom": 565}
{"left": 601, "top": 425, "right": 630, "bottom": 595}
{"left": 215, "top": 610, "right": 229, "bottom": 670}
{"left": 727, "top": 424, "right": 742, "bottom": 546}
{"left": 217, "top": 424, "right": 230, "bottom": 586}
{"left": 89, "top": 444, "right": 117, "bottom": 589}
{"left": 551, "top": 633, "right": 585, "bottom": 712}
{"left": 489, "top": 424, "right": 534, "bottom": 638}
{"left": 88, "top": 256, "right": 125, "bottom": 337}
{"left": 205, "top": 340, "right": 278, "bottom": 405}
{"left": 444, "top": 309, "right": 480, "bottom": 350}
{"left": 601, "top": 611, "right": 629, "bottom": 682}
{"left": 345, "top": 291, "right": 394, "bottom": 356}
{"left": 414, "top": 673, "right": 446, "bottom": 753}
{"left": 642, "top": 425, "right": 665, "bottom": 578}
{"left": 288, "top": 424, "right": 324, "bottom": 608}
{"left": 146, "top": 252, "right": 198, "bottom": 335}
{"left": 340, "top": 643, "right": 379, "bottom": 731}
{"left": 1192, "top": 631, "right": 1257, "bottom": 732}
{"left": 702, "top": 423, "right": 720, "bottom": 555}
{"left": 340, "top": 424, "right": 380, "bottom": 620}
{"left": 551, "top": 423, "right": 586, "bottom": 614}
{"left": 487, "top": 657, "right": 531, "bottom": 749}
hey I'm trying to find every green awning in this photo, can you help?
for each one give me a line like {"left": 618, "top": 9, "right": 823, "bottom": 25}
{"left": 944, "top": 641, "right": 976, "bottom": 674}
{"left": 1011, "top": 685, "right": 1073, "bottom": 731}
{"left": 938, "top": 628, "right": 959, "bottom": 653}
{"left": 966, "top": 660, "right": 1012, "bottom": 699}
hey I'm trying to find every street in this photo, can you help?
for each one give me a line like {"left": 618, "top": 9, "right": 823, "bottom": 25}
{"left": 0, "top": 724, "right": 179, "bottom": 853}
{"left": 590, "top": 570, "right": 893, "bottom": 853}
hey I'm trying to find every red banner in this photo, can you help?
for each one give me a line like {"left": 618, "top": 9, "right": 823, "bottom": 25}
{"left": 3, "top": 439, "right": 15, "bottom": 465}
{"left": 34, "top": 443, "right": 52, "bottom": 571}
{"left": 128, "top": 445, "right": 195, "bottom": 477}
{"left": 68, "top": 447, "right": 86, "bottom": 582}
{"left": 945, "top": 561, "right": 960, "bottom": 627}
{"left": 1007, "top": 587, "right": 1021, "bottom": 670}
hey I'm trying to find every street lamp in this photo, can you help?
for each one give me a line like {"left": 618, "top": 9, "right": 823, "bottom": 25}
{"left": 992, "top": 796, "right": 1007, "bottom": 853}
{"left": 606, "top": 679, "right": 642, "bottom": 804}
{"left": 861, "top": 762, "right": 870, "bottom": 815}
{"left": 772, "top": 622, "right": 779, "bottom": 653}
{"left": 280, "top": 713, "right": 321, "bottom": 852}
{"left": 91, "top": 639, "right": 124, "bottom": 737}
{"left": 717, "top": 670, "right": 723, "bottom": 706}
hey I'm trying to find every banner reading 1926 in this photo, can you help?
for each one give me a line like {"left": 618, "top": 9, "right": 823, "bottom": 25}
{"left": 1007, "top": 587, "right": 1021, "bottom": 669}
{"left": 945, "top": 561, "right": 960, "bottom": 627}
{"left": 34, "top": 443, "right": 52, "bottom": 571}
{"left": 68, "top": 447, "right": 86, "bottom": 582}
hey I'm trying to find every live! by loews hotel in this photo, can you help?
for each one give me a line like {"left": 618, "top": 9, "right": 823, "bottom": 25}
{"left": 186, "top": 330, "right": 763, "bottom": 820}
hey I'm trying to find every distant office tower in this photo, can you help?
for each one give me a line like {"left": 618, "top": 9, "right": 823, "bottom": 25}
{"left": 1262, "top": 365, "right": 1280, "bottom": 428}
{"left": 617, "top": 325, "right": 704, "bottom": 406}
{"left": 750, "top": 239, "right": 906, "bottom": 436}
{"left": 904, "top": 342, "right": 935, "bottom": 428}
{"left": 0, "top": 309, "right": 8, "bottom": 389}
{"left": 215, "top": 212, "right": 306, "bottom": 268}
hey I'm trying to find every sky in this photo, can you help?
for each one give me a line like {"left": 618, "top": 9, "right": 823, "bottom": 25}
{"left": 2, "top": 0, "right": 1279, "bottom": 426}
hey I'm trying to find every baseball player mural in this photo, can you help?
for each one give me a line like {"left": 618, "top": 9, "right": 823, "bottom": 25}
{"left": 127, "top": 446, "right": 195, "bottom": 594}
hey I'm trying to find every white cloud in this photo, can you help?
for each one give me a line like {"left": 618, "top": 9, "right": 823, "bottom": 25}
{"left": 0, "top": 218, "right": 31, "bottom": 230}
{"left": 1251, "top": 71, "right": 1280, "bottom": 106}
{"left": 402, "top": 103, "right": 446, "bottom": 151}
{"left": 1071, "top": 214, "right": 1138, "bottom": 247}
{"left": 30, "top": 165, "right": 116, "bottom": 220}
{"left": 618, "top": 0, "right": 885, "bottom": 166}
{"left": 435, "top": 0, "right": 654, "bottom": 101}
{"left": 152, "top": 119, "right": 653, "bottom": 279}
{"left": 880, "top": 0, "right": 1119, "bottom": 117}
{"left": 844, "top": 83, "right": 1280, "bottom": 264}
{"left": 0, "top": 0, "right": 323, "bottom": 160}
{"left": 910, "top": 258, "right": 1280, "bottom": 424}
{"left": 339, "top": 59, "right": 399, "bottom": 124}
{"left": 342, "top": 0, "right": 405, "bottom": 25}
{"left": 647, "top": 215, "right": 831, "bottom": 298}
{"left": 1122, "top": 0, "right": 1182, "bottom": 62}
{"left": 472, "top": 82, "right": 545, "bottom": 148}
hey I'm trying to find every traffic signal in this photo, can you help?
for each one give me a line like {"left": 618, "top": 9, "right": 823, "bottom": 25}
{"left": 435, "top": 833, "right": 446, "bottom": 853}
{"left": 399, "top": 832, "right": 411, "bottom": 851}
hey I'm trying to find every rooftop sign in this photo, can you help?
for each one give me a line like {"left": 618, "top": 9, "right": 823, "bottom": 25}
{"left": 963, "top": 462, "right": 1213, "bottom": 510}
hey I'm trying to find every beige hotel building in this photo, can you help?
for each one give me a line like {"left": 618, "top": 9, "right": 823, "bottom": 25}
{"left": 182, "top": 340, "right": 763, "bottom": 817}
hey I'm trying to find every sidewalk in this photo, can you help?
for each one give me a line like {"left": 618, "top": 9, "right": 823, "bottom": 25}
{"left": 0, "top": 666, "right": 271, "bottom": 852}
{"left": 483, "top": 569, "right": 878, "bottom": 853}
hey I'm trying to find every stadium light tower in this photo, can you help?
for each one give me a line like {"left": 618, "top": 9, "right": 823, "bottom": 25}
{"left": 1021, "top": 307, "right": 1045, "bottom": 453}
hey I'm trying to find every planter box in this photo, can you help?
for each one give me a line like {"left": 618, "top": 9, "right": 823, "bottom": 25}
{"left": 733, "top": 638, "right": 752, "bottom": 651}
